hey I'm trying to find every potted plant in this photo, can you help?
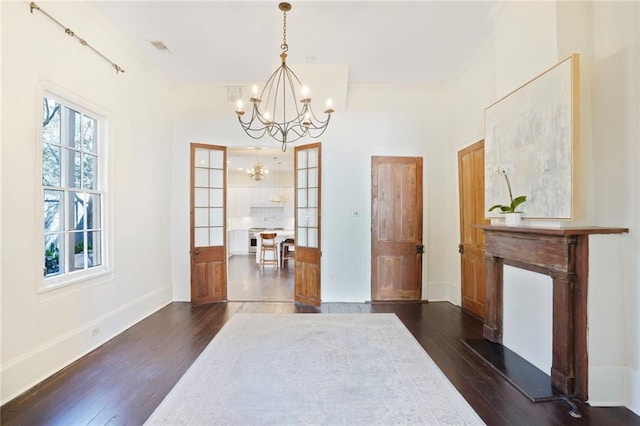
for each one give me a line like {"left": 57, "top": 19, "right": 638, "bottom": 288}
{"left": 488, "top": 168, "right": 527, "bottom": 226}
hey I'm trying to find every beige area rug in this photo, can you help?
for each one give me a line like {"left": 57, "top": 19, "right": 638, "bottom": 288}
{"left": 145, "top": 314, "right": 485, "bottom": 425}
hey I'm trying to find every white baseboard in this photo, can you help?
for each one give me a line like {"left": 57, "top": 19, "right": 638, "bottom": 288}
{"left": 427, "top": 281, "right": 459, "bottom": 304}
{"left": 587, "top": 365, "right": 627, "bottom": 407}
{"left": 629, "top": 369, "right": 640, "bottom": 415}
{"left": 0, "top": 286, "right": 172, "bottom": 405}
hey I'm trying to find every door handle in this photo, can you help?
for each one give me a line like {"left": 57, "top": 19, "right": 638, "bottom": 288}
{"left": 458, "top": 243, "right": 464, "bottom": 254}
{"left": 416, "top": 245, "right": 424, "bottom": 254}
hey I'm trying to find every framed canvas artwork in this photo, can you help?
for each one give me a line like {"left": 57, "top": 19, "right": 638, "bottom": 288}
{"left": 485, "top": 54, "right": 579, "bottom": 220}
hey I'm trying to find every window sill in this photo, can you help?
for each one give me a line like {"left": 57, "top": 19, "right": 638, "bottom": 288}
{"left": 38, "top": 267, "right": 114, "bottom": 294}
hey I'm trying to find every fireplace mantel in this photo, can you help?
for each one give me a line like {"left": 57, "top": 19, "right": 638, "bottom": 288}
{"left": 476, "top": 225, "right": 628, "bottom": 400}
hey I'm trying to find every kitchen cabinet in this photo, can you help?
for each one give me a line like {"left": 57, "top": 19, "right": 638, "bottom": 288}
{"left": 227, "top": 186, "right": 294, "bottom": 218}
{"left": 227, "top": 229, "right": 249, "bottom": 256}
{"left": 283, "top": 187, "right": 294, "bottom": 216}
{"left": 227, "top": 187, "right": 251, "bottom": 217}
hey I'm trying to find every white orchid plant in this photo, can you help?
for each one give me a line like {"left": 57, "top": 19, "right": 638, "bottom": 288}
{"left": 488, "top": 167, "right": 527, "bottom": 214}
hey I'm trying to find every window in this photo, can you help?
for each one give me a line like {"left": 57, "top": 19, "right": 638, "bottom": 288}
{"left": 42, "top": 94, "right": 106, "bottom": 286}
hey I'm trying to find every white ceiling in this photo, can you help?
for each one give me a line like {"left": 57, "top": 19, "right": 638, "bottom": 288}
{"left": 90, "top": 1, "right": 498, "bottom": 85}
{"left": 88, "top": 1, "right": 499, "bottom": 170}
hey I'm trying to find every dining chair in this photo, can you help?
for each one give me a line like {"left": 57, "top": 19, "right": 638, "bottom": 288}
{"left": 259, "top": 233, "right": 278, "bottom": 268}
{"left": 280, "top": 238, "right": 295, "bottom": 268}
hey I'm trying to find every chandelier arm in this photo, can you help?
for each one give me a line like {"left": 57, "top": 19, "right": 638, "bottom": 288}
{"left": 280, "top": 68, "right": 303, "bottom": 127}
{"left": 306, "top": 106, "right": 332, "bottom": 130}
{"left": 238, "top": 120, "right": 264, "bottom": 136}
{"left": 288, "top": 126, "right": 308, "bottom": 139}
{"left": 306, "top": 124, "right": 330, "bottom": 139}
{"left": 261, "top": 67, "right": 282, "bottom": 120}
{"left": 282, "top": 64, "right": 306, "bottom": 122}
{"left": 238, "top": 106, "right": 270, "bottom": 137}
{"left": 267, "top": 122, "right": 286, "bottom": 142}
{"left": 309, "top": 111, "right": 331, "bottom": 129}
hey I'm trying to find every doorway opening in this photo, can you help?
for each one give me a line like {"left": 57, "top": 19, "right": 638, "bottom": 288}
{"left": 226, "top": 147, "right": 295, "bottom": 302}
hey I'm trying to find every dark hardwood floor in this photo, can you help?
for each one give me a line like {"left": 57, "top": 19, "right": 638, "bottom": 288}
{"left": 2, "top": 302, "right": 639, "bottom": 426}
{"left": 227, "top": 254, "right": 294, "bottom": 301}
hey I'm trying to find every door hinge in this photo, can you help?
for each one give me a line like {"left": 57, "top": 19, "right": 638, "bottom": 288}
{"left": 458, "top": 243, "right": 464, "bottom": 254}
{"left": 416, "top": 245, "right": 424, "bottom": 254}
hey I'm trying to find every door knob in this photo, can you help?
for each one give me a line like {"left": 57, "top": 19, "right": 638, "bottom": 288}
{"left": 193, "top": 250, "right": 200, "bottom": 255}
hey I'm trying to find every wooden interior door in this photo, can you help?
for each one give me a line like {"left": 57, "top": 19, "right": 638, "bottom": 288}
{"left": 371, "top": 156, "right": 423, "bottom": 301}
{"left": 190, "top": 143, "right": 227, "bottom": 305}
{"left": 294, "top": 143, "right": 322, "bottom": 307}
{"left": 458, "top": 140, "right": 488, "bottom": 318}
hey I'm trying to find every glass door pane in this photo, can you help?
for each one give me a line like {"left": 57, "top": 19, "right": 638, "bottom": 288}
{"left": 193, "top": 146, "right": 225, "bottom": 247}
{"left": 296, "top": 147, "right": 319, "bottom": 248}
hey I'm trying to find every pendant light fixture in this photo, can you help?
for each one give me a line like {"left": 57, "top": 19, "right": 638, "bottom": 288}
{"left": 247, "top": 148, "right": 268, "bottom": 181}
{"left": 235, "top": 2, "right": 334, "bottom": 151}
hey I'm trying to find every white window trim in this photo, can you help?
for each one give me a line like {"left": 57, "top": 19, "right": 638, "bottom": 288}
{"left": 37, "top": 81, "right": 113, "bottom": 293}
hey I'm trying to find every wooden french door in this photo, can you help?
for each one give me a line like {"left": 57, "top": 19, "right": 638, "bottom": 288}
{"left": 294, "top": 143, "right": 321, "bottom": 306}
{"left": 458, "top": 140, "right": 488, "bottom": 318}
{"left": 190, "top": 143, "right": 227, "bottom": 305}
{"left": 371, "top": 156, "right": 423, "bottom": 301}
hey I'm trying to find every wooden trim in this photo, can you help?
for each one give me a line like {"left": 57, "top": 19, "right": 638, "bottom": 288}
{"left": 478, "top": 225, "right": 628, "bottom": 400}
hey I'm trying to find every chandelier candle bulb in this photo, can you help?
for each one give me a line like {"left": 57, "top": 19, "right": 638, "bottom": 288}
{"left": 325, "top": 101, "right": 334, "bottom": 114}
{"left": 252, "top": 84, "right": 258, "bottom": 95}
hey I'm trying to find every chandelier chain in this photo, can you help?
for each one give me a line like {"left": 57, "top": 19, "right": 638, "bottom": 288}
{"left": 281, "top": 9, "right": 288, "bottom": 52}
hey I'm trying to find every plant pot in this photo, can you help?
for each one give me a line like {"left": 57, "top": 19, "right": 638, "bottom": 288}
{"left": 504, "top": 212, "right": 522, "bottom": 226}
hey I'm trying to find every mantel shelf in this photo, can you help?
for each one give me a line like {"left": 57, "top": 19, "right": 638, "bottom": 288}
{"left": 474, "top": 224, "right": 629, "bottom": 236}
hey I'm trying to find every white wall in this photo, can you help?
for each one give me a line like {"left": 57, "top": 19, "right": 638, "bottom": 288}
{"left": 447, "top": 0, "right": 639, "bottom": 411}
{"left": 0, "top": 2, "right": 173, "bottom": 403}
{"left": 582, "top": 1, "right": 639, "bottom": 409}
{"left": 447, "top": 39, "right": 497, "bottom": 303}
{"left": 169, "top": 82, "right": 452, "bottom": 303}
{"left": 493, "top": 1, "right": 558, "bottom": 97}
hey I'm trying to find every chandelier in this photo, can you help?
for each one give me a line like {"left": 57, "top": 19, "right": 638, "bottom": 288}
{"left": 247, "top": 148, "right": 269, "bottom": 181}
{"left": 235, "top": 2, "right": 334, "bottom": 151}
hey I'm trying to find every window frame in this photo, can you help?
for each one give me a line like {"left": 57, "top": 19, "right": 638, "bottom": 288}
{"left": 38, "top": 86, "right": 111, "bottom": 292}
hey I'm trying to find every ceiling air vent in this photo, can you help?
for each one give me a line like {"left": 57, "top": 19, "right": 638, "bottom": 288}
{"left": 149, "top": 40, "right": 171, "bottom": 53}
{"left": 226, "top": 86, "right": 243, "bottom": 103}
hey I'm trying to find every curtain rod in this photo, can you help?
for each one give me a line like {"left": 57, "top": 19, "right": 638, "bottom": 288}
{"left": 30, "top": 2, "right": 125, "bottom": 74}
